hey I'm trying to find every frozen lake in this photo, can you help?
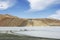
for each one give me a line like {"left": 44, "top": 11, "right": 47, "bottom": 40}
{"left": 0, "top": 26, "right": 60, "bottom": 39}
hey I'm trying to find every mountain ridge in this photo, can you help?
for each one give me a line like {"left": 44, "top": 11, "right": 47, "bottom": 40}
{"left": 0, "top": 14, "right": 60, "bottom": 26}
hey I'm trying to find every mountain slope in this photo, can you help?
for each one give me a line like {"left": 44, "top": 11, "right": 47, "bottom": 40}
{"left": 26, "top": 18, "right": 60, "bottom": 26}
{"left": 0, "top": 14, "right": 28, "bottom": 26}
{"left": 0, "top": 14, "right": 60, "bottom": 26}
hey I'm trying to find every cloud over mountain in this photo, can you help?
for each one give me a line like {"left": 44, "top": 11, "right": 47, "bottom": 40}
{"left": 48, "top": 10, "right": 60, "bottom": 19}
{"left": 0, "top": 0, "right": 17, "bottom": 10}
{"left": 28, "top": 0, "right": 60, "bottom": 11}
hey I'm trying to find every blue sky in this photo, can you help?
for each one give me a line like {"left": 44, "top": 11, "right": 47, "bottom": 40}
{"left": 0, "top": 0, "right": 60, "bottom": 19}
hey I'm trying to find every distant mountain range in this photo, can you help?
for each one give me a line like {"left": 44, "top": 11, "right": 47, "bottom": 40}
{"left": 0, "top": 14, "right": 60, "bottom": 26}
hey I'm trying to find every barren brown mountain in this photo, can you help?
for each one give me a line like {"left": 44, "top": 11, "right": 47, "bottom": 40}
{"left": 0, "top": 14, "right": 60, "bottom": 26}
{"left": 0, "top": 14, "right": 28, "bottom": 26}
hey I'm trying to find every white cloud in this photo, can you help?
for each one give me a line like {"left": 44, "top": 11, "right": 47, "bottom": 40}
{"left": 0, "top": 0, "right": 17, "bottom": 10}
{"left": 48, "top": 10, "right": 60, "bottom": 19}
{"left": 28, "top": 0, "right": 60, "bottom": 11}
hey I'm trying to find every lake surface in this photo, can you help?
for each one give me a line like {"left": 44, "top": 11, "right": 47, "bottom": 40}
{"left": 0, "top": 33, "right": 58, "bottom": 40}
{"left": 0, "top": 27, "right": 60, "bottom": 39}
